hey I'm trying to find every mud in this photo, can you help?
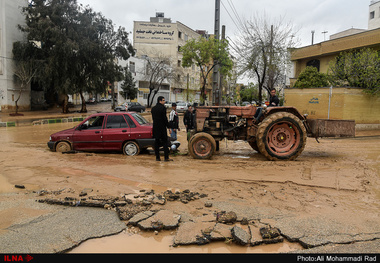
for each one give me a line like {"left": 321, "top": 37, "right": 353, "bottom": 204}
{"left": 0, "top": 106, "right": 380, "bottom": 253}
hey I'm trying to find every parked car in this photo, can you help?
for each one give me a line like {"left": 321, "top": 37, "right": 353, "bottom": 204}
{"left": 86, "top": 98, "right": 97, "bottom": 104}
{"left": 47, "top": 112, "right": 155, "bottom": 156}
{"left": 176, "top": 102, "right": 189, "bottom": 113}
{"left": 114, "top": 102, "right": 145, "bottom": 113}
{"left": 114, "top": 103, "right": 128, "bottom": 112}
{"left": 127, "top": 102, "right": 146, "bottom": 113}
{"left": 165, "top": 101, "right": 175, "bottom": 108}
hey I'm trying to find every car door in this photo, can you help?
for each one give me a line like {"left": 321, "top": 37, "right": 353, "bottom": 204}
{"left": 123, "top": 114, "right": 139, "bottom": 140}
{"left": 102, "top": 114, "right": 130, "bottom": 150}
{"left": 72, "top": 115, "right": 105, "bottom": 151}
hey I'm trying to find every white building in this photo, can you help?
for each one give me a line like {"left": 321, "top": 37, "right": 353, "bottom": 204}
{"left": 133, "top": 13, "right": 204, "bottom": 104}
{"left": 117, "top": 55, "right": 171, "bottom": 106}
{"left": 369, "top": 0, "right": 380, "bottom": 30}
{"left": 0, "top": 0, "right": 28, "bottom": 112}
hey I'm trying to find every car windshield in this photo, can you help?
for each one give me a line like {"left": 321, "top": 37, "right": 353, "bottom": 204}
{"left": 131, "top": 113, "right": 148, "bottom": 125}
{"left": 177, "top": 103, "right": 186, "bottom": 106}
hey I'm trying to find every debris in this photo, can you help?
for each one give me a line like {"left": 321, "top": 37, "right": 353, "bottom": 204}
{"left": 231, "top": 226, "right": 251, "bottom": 246}
{"left": 260, "top": 227, "right": 281, "bottom": 239}
{"left": 216, "top": 211, "right": 237, "bottom": 224}
{"left": 137, "top": 210, "right": 181, "bottom": 231}
{"left": 35, "top": 188, "right": 289, "bottom": 248}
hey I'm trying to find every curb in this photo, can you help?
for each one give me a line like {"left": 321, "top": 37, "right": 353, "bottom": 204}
{"left": 0, "top": 122, "right": 16, "bottom": 127}
{"left": 0, "top": 117, "right": 86, "bottom": 128}
{"left": 33, "top": 117, "right": 85, "bottom": 126}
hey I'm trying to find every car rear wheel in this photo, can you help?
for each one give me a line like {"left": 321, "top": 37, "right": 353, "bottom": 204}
{"left": 55, "top": 141, "right": 71, "bottom": 153}
{"left": 123, "top": 141, "right": 140, "bottom": 156}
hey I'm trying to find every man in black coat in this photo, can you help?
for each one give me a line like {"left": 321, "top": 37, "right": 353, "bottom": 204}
{"left": 183, "top": 105, "right": 195, "bottom": 141}
{"left": 151, "top": 96, "right": 172, "bottom": 161}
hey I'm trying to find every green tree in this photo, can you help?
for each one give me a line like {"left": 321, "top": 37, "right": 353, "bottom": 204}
{"left": 294, "top": 66, "right": 329, "bottom": 88}
{"left": 120, "top": 68, "right": 137, "bottom": 100}
{"left": 239, "top": 83, "right": 259, "bottom": 103}
{"left": 181, "top": 37, "right": 233, "bottom": 103}
{"left": 328, "top": 48, "right": 380, "bottom": 95}
{"left": 16, "top": 0, "right": 134, "bottom": 113}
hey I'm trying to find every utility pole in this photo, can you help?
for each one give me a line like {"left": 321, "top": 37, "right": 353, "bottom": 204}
{"left": 213, "top": 0, "right": 220, "bottom": 105}
{"left": 322, "top": 31, "right": 328, "bottom": 41}
{"left": 219, "top": 25, "right": 226, "bottom": 104}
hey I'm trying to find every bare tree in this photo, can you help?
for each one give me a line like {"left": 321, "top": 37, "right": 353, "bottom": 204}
{"left": 142, "top": 53, "right": 180, "bottom": 108}
{"left": 13, "top": 60, "right": 38, "bottom": 115}
{"left": 233, "top": 13, "right": 299, "bottom": 103}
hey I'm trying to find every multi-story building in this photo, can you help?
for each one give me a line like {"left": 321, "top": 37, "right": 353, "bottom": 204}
{"left": 117, "top": 55, "right": 171, "bottom": 106}
{"left": 133, "top": 13, "right": 206, "bottom": 104}
{"left": 0, "top": 0, "right": 28, "bottom": 113}
{"left": 369, "top": 0, "right": 380, "bottom": 30}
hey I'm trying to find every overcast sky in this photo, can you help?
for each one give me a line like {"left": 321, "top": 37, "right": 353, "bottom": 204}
{"left": 77, "top": 0, "right": 370, "bottom": 47}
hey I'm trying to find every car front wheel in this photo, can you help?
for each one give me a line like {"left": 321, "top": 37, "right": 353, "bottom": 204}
{"left": 123, "top": 141, "right": 140, "bottom": 156}
{"left": 55, "top": 141, "right": 71, "bottom": 153}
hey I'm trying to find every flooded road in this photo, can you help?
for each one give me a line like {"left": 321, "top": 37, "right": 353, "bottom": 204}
{"left": 0, "top": 119, "right": 380, "bottom": 253}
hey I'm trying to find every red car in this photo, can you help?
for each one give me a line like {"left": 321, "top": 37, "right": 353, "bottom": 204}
{"left": 48, "top": 112, "right": 155, "bottom": 156}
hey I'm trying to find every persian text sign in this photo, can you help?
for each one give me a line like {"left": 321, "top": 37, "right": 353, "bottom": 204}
{"left": 135, "top": 23, "right": 176, "bottom": 43}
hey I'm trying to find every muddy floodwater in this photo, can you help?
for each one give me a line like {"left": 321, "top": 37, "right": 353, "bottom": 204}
{"left": 0, "top": 115, "right": 380, "bottom": 253}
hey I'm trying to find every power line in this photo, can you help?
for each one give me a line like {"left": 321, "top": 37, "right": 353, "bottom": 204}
{"left": 220, "top": 0, "right": 241, "bottom": 32}
{"left": 226, "top": 0, "right": 244, "bottom": 31}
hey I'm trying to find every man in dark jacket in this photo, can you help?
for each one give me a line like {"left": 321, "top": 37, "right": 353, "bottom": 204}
{"left": 253, "top": 88, "right": 280, "bottom": 123}
{"left": 183, "top": 105, "right": 195, "bottom": 140}
{"left": 268, "top": 88, "right": 280, "bottom": 107}
{"left": 151, "top": 96, "right": 172, "bottom": 161}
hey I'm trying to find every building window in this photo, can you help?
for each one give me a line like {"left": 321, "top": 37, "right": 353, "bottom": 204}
{"left": 129, "top": 61, "right": 135, "bottom": 73}
{"left": 178, "top": 31, "right": 182, "bottom": 39}
{"left": 306, "top": 59, "right": 320, "bottom": 72}
{"left": 370, "top": 11, "right": 375, "bottom": 19}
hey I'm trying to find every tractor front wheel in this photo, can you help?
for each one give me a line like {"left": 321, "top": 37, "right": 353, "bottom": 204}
{"left": 188, "top": 132, "right": 216, "bottom": 159}
{"left": 256, "top": 112, "right": 306, "bottom": 161}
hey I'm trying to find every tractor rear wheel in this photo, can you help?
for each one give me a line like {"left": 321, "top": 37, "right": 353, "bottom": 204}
{"left": 188, "top": 132, "right": 216, "bottom": 159}
{"left": 256, "top": 112, "right": 306, "bottom": 161}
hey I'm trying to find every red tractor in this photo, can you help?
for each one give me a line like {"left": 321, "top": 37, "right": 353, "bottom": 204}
{"left": 187, "top": 105, "right": 355, "bottom": 161}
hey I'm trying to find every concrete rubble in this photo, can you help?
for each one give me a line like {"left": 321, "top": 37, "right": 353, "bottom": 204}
{"left": 36, "top": 188, "right": 302, "bottom": 249}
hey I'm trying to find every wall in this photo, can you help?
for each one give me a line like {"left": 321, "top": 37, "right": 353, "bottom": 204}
{"left": 284, "top": 87, "right": 380, "bottom": 124}
{"left": 0, "top": 0, "right": 29, "bottom": 113}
